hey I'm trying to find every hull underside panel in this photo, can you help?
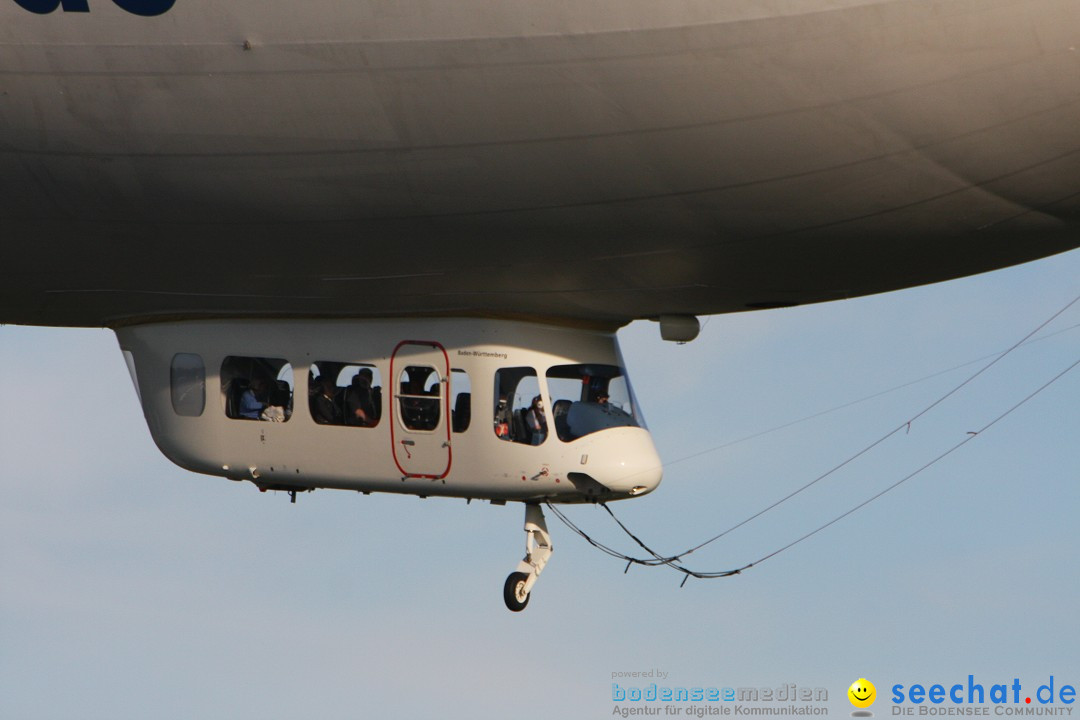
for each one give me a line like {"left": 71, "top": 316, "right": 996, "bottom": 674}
{"left": 2, "top": 0, "right": 1079, "bottom": 327}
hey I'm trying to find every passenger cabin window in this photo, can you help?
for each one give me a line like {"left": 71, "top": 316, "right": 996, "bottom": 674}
{"left": 170, "top": 353, "right": 205, "bottom": 417}
{"left": 309, "top": 362, "right": 383, "bottom": 428}
{"left": 222, "top": 356, "right": 294, "bottom": 422}
{"left": 546, "top": 364, "right": 640, "bottom": 441}
{"left": 451, "top": 369, "right": 471, "bottom": 433}
{"left": 397, "top": 365, "right": 441, "bottom": 431}
{"left": 493, "top": 367, "right": 546, "bottom": 445}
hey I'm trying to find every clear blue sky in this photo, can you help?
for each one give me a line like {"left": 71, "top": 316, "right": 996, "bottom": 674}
{"left": 2, "top": 250, "right": 1078, "bottom": 719}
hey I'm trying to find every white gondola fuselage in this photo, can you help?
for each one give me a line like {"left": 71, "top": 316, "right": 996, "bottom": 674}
{"left": 117, "top": 319, "right": 662, "bottom": 504}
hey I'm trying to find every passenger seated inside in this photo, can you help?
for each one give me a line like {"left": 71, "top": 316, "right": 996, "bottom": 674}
{"left": 524, "top": 395, "right": 546, "bottom": 445}
{"left": 492, "top": 367, "right": 544, "bottom": 444}
{"left": 310, "top": 375, "right": 341, "bottom": 425}
{"left": 345, "top": 369, "right": 377, "bottom": 427}
{"left": 265, "top": 380, "right": 292, "bottom": 421}
{"left": 222, "top": 355, "right": 294, "bottom": 422}
{"left": 494, "top": 395, "right": 512, "bottom": 440}
{"left": 398, "top": 368, "right": 440, "bottom": 431}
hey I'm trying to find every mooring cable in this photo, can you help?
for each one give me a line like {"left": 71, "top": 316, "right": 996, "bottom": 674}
{"left": 671, "top": 293, "right": 1080, "bottom": 559}
{"left": 549, "top": 351, "right": 1079, "bottom": 583}
{"left": 548, "top": 294, "right": 1080, "bottom": 584}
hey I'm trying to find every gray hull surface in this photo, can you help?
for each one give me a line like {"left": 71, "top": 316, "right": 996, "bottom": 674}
{"left": 2, "top": 0, "right": 1079, "bottom": 326}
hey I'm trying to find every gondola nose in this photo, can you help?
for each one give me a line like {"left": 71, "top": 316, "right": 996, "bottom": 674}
{"left": 575, "top": 427, "right": 663, "bottom": 499}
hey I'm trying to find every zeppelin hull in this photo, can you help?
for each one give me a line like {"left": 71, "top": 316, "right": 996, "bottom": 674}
{"left": 2, "top": 0, "right": 1079, "bottom": 326}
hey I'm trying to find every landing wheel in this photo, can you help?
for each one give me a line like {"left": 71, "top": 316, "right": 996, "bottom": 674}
{"left": 503, "top": 503, "right": 552, "bottom": 612}
{"left": 503, "top": 571, "right": 531, "bottom": 612}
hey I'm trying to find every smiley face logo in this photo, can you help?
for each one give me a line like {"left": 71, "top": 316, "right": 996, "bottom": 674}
{"left": 848, "top": 678, "right": 876, "bottom": 708}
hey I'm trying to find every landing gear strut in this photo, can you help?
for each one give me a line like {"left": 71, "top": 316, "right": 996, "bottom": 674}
{"left": 503, "top": 503, "right": 552, "bottom": 612}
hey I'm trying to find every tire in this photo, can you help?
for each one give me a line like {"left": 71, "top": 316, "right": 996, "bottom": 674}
{"left": 503, "top": 571, "right": 531, "bottom": 612}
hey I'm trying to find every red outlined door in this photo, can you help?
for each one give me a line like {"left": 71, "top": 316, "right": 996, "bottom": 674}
{"left": 390, "top": 341, "right": 451, "bottom": 479}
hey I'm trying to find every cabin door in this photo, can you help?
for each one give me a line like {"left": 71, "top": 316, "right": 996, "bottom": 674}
{"left": 389, "top": 341, "right": 451, "bottom": 479}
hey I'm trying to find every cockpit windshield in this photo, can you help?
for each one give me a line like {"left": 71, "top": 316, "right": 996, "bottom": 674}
{"left": 545, "top": 364, "right": 642, "bottom": 442}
